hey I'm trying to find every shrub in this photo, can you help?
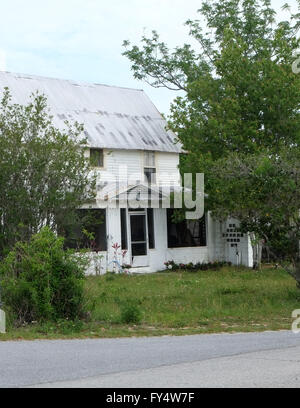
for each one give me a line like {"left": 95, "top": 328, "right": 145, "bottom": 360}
{"left": 119, "top": 299, "right": 142, "bottom": 324}
{"left": 0, "top": 227, "right": 88, "bottom": 325}
{"left": 164, "top": 260, "right": 232, "bottom": 271}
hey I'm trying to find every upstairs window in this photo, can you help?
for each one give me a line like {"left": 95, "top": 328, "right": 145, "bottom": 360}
{"left": 144, "top": 168, "right": 156, "bottom": 184}
{"left": 167, "top": 209, "right": 207, "bottom": 248}
{"left": 144, "top": 151, "right": 156, "bottom": 184}
{"left": 90, "top": 148, "right": 104, "bottom": 167}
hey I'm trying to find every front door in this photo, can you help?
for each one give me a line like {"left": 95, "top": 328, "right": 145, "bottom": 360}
{"left": 129, "top": 211, "right": 149, "bottom": 267}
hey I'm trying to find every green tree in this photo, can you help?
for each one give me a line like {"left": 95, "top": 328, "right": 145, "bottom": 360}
{"left": 209, "top": 149, "right": 300, "bottom": 285}
{"left": 123, "top": 0, "right": 300, "bottom": 272}
{"left": 123, "top": 0, "right": 300, "bottom": 166}
{"left": 0, "top": 89, "right": 95, "bottom": 257}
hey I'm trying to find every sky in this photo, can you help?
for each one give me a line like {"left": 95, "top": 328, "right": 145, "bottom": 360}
{"left": 0, "top": 0, "right": 298, "bottom": 114}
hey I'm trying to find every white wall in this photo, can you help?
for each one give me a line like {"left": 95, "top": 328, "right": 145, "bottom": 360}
{"left": 166, "top": 247, "right": 209, "bottom": 265}
{"left": 84, "top": 210, "right": 253, "bottom": 275}
{"left": 85, "top": 251, "right": 107, "bottom": 276}
{"left": 146, "top": 212, "right": 253, "bottom": 271}
{"left": 156, "top": 151, "right": 181, "bottom": 186}
{"left": 84, "top": 146, "right": 254, "bottom": 274}
{"left": 86, "top": 208, "right": 210, "bottom": 275}
{"left": 93, "top": 149, "right": 181, "bottom": 189}
{"left": 101, "top": 149, "right": 143, "bottom": 183}
{"left": 210, "top": 217, "right": 253, "bottom": 267}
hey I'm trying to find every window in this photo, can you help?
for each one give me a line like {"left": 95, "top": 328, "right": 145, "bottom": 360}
{"left": 90, "top": 148, "right": 104, "bottom": 167}
{"left": 63, "top": 209, "right": 107, "bottom": 251}
{"left": 167, "top": 209, "right": 206, "bottom": 248}
{"left": 144, "top": 151, "right": 156, "bottom": 184}
{"left": 144, "top": 151, "right": 155, "bottom": 167}
{"left": 144, "top": 168, "right": 156, "bottom": 184}
{"left": 147, "top": 208, "right": 155, "bottom": 249}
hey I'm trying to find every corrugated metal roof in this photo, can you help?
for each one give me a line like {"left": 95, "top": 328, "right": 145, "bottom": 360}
{"left": 0, "top": 71, "right": 182, "bottom": 153}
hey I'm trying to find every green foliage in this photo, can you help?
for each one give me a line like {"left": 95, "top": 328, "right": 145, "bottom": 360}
{"left": 123, "top": 0, "right": 300, "bottom": 162}
{"left": 1, "top": 267, "right": 299, "bottom": 339}
{"left": 209, "top": 149, "right": 300, "bottom": 285}
{"left": 86, "top": 267, "right": 299, "bottom": 332}
{"left": 38, "top": 319, "right": 85, "bottom": 335}
{"left": 0, "top": 89, "right": 95, "bottom": 257}
{"left": 105, "top": 272, "right": 117, "bottom": 282}
{"left": 62, "top": 209, "right": 105, "bottom": 251}
{"left": 119, "top": 299, "right": 142, "bottom": 324}
{"left": 0, "top": 227, "right": 88, "bottom": 325}
{"left": 123, "top": 0, "right": 300, "bottom": 278}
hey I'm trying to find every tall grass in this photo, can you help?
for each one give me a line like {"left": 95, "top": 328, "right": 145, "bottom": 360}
{"left": 85, "top": 267, "right": 300, "bottom": 330}
{"left": 1, "top": 266, "right": 299, "bottom": 340}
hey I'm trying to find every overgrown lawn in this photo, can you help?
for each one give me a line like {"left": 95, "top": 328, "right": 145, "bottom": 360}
{"left": 1, "top": 266, "right": 299, "bottom": 340}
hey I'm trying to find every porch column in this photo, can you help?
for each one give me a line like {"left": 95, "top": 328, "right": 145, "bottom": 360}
{"left": 106, "top": 208, "right": 122, "bottom": 271}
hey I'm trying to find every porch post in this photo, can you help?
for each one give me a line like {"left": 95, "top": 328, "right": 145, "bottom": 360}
{"left": 0, "top": 310, "right": 5, "bottom": 334}
{"left": 0, "top": 285, "right": 5, "bottom": 333}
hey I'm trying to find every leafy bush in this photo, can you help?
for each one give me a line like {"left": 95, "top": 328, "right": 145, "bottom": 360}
{"left": 38, "top": 319, "right": 84, "bottom": 335}
{"left": 0, "top": 227, "right": 88, "bottom": 325}
{"left": 119, "top": 299, "right": 142, "bottom": 324}
{"left": 105, "top": 272, "right": 116, "bottom": 282}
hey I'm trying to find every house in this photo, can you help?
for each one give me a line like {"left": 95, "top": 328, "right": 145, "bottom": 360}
{"left": 0, "top": 71, "right": 253, "bottom": 273}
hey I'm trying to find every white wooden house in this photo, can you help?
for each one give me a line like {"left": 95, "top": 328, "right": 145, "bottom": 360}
{"left": 0, "top": 72, "right": 253, "bottom": 273}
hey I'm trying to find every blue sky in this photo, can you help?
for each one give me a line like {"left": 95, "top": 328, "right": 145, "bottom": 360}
{"left": 0, "top": 0, "right": 298, "bottom": 114}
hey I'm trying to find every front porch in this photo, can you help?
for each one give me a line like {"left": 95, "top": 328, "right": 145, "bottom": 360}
{"left": 84, "top": 206, "right": 210, "bottom": 274}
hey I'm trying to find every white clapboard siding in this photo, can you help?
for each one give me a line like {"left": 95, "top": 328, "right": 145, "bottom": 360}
{"left": 95, "top": 149, "right": 181, "bottom": 186}
{"left": 156, "top": 152, "right": 181, "bottom": 186}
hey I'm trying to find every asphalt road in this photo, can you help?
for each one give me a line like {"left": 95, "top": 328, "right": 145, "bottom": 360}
{"left": 1, "top": 330, "right": 300, "bottom": 388}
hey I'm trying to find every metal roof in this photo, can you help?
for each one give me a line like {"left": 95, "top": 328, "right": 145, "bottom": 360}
{"left": 0, "top": 71, "right": 182, "bottom": 153}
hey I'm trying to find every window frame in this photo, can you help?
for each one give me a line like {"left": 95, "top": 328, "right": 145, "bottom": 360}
{"left": 90, "top": 148, "right": 104, "bottom": 168}
{"left": 143, "top": 151, "right": 156, "bottom": 184}
{"left": 166, "top": 209, "right": 207, "bottom": 249}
